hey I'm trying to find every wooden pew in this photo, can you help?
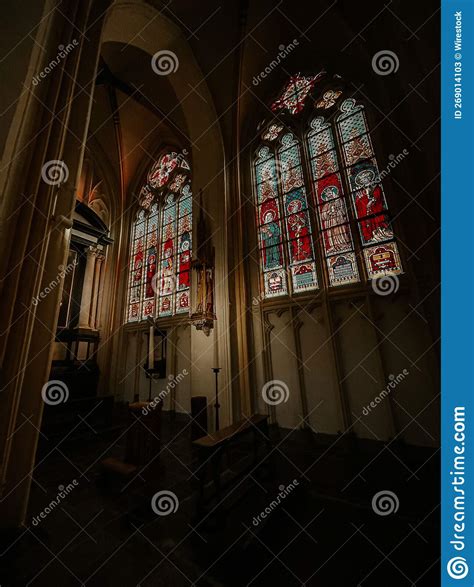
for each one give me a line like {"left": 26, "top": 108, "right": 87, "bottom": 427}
{"left": 192, "top": 414, "right": 271, "bottom": 514}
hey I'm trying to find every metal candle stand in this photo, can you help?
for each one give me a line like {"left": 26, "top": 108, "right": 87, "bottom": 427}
{"left": 143, "top": 365, "right": 162, "bottom": 402}
{"left": 213, "top": 367, "right": 221, "bottom": 431}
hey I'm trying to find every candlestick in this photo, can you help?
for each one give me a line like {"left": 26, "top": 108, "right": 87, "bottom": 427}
{"left": 148, "top": 324, "right": 154, "bottom": 370}
{"left": 213, "top": 317, "right": 219, "bottom": 367}
{"left": 213, "top": 367, "right": 221, "bottom": 431}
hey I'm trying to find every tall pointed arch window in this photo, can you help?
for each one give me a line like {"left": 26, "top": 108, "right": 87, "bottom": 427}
{"left": 253, "top": 74, "right": 403, "bottom": 299}
{"left": 126, "top": 151, "right": 192, "bottom": 322}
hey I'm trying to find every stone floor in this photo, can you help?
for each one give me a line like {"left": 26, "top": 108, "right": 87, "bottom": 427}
{"left": 0, "top": 409, "right": 439, "bottom": 586}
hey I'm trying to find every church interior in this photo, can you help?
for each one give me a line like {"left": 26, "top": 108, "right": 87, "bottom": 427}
{"left": 0, "top": 1, "right": 440, "bottom": 585}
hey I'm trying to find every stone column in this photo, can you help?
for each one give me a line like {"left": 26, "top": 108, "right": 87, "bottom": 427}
{"left": 78, "top": 245, "right": 98, "bottom": 329}
{"left": 93, "top": 253, "right": 106, "bottom": 330}
{"left": 0, "top": 0, "right": 110, "bottom": 528}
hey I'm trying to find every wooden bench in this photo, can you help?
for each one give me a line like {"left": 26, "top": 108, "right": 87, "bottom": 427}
{"left": 192, "top": 414, "right": 271, "bottom": 514}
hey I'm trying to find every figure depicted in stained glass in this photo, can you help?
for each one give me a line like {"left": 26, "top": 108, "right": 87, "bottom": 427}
{"left": 145, "top": 245, "right": 157, "bottom": 298}
{"left": 288, "top": 212, "right": 311, "bottom": 262}
{"left": 321, "top": 198, "right": 346, "bottom": 229}
{"left": 354, "top": 186, "right": 392, "bottom": 243}
{"left": 324, "top": 224, "right": 351, "bottom": 255}
{"left": 354, "top": 184, "right": 383, "bottom": 216}
{"left": 260, "top": 198, "right": 279, "bottom": 225}
{"left": 260, "top": 211, "right": 281, "bottom": 269}
{"left": 359, "top": 215, "right": 393, "bottom": 244}
{"left": 178, "top": 231, "right": 191, "bottom": 288}
{"left": 161, "top": 253, "right": 174, "bottom": 294}
{"left": 132, "top": 239, "right": 143, "bottom": 301}
{"left": 314, "top": 172, "right": 342, "bottom": 205}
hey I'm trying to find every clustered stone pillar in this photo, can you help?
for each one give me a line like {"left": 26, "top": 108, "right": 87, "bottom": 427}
{"left": 0, "top": 0, "right": 110, "bottom": 528}
{"left": 91, "top": 251, "right": 105, "bottom": 330}
{"left": 77, "top": 245, "right": 105, "bottom": 330}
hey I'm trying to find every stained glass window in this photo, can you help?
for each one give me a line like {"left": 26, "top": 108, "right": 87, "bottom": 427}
{"left": 253, "top": 79, "right": 403, "bottom": 300}
{"left": 126, "top": 151, "right": 192, "bottom": 322}
{"left": 336, "top": 99, "right": 402, "bottom": 278}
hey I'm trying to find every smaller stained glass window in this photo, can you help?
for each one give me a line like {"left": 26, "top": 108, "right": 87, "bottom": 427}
{"left": 262, "top": 123, "right": 284, "bottom": 141}
{"left": 316, "top": 90, "right": 342, "bottom": 109}
{"left": 126, "top": 151, "right": 192, "bottom": 323}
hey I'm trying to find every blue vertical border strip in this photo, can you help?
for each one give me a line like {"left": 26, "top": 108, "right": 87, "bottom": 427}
{"left": 442, "top": 0, "right": 474, "bottom": 585}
